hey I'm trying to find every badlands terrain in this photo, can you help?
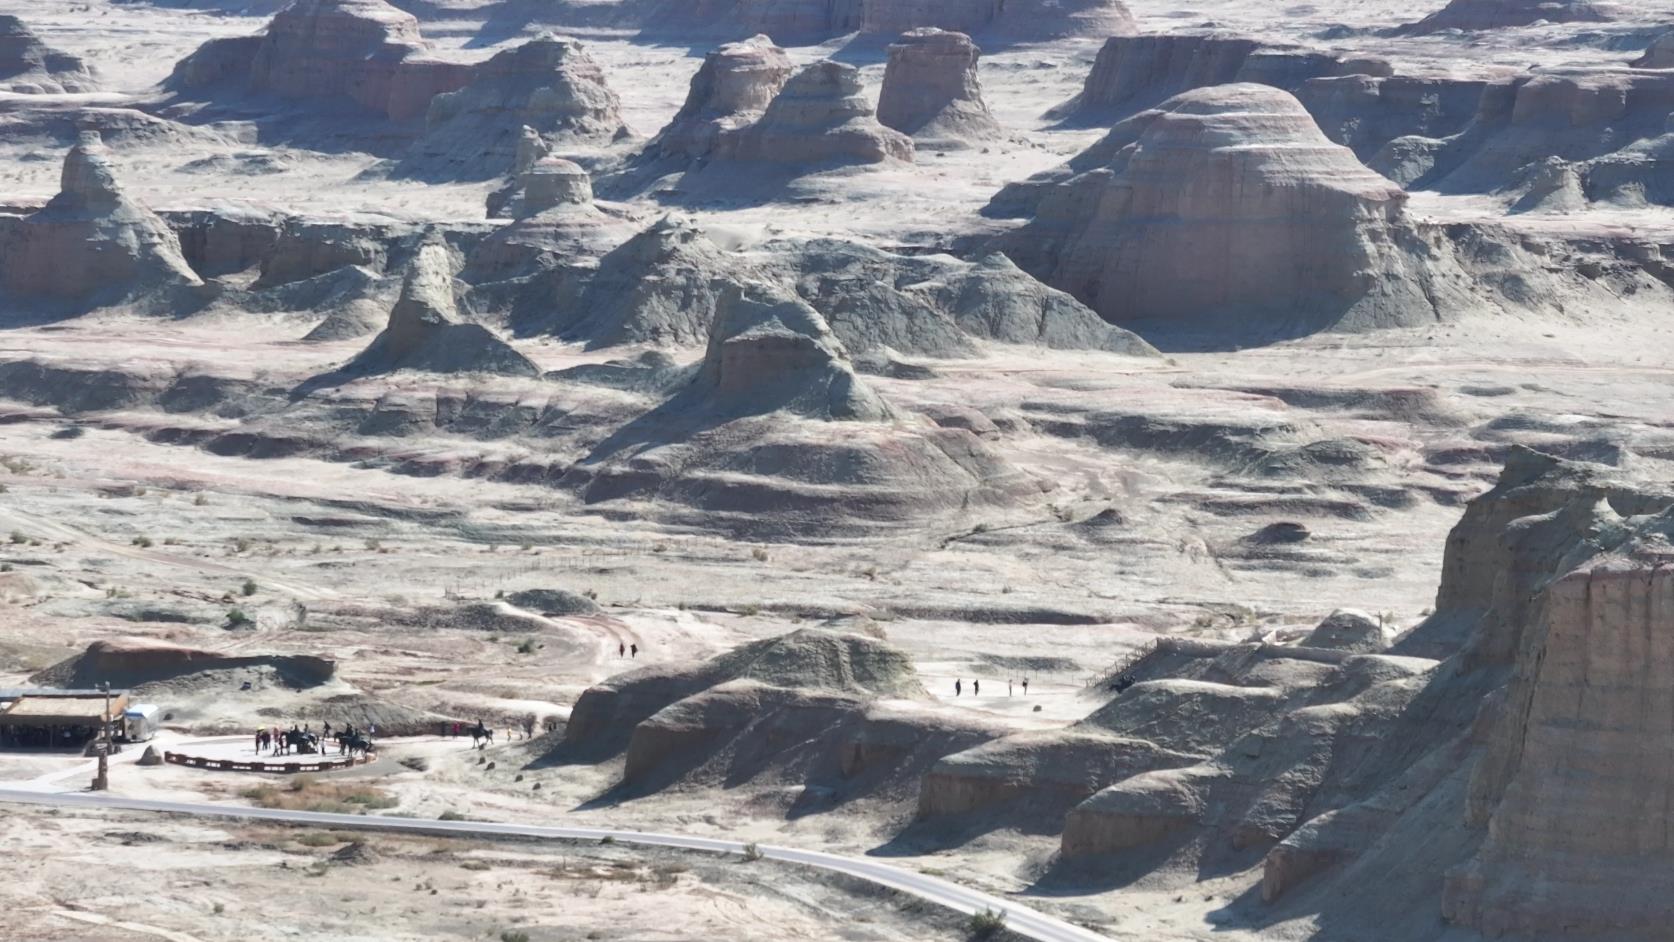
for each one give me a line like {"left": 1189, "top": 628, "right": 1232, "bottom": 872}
{"left": 2, "top": 0, "right": 1674, "bottom": 939}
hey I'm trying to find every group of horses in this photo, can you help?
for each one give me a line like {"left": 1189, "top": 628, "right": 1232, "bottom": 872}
{"left": 257, "top": 726, "right": 375, "bottom": 758}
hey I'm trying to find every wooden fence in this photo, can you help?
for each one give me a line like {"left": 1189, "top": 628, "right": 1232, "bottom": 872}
{"left": 163, "top": 751, "right": 372, "bottom": 774}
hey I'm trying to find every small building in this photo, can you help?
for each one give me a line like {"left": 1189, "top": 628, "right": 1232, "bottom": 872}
{"left": 0, "top": 688, "right": 130, "bottom": 750}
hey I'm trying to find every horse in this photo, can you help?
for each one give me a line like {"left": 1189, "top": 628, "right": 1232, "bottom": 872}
{"left": 284, "top": 729, "right": 320, "bottom": 755}
{"left": 468, "top": 724, "right": 494, "bottom": 749}
{"left": 339, "top": 733, "right": 374, "bottom": 757}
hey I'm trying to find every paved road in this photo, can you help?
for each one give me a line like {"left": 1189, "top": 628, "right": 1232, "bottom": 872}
{"left": 0, "top": 788, "right": 1109, "bottom": 942}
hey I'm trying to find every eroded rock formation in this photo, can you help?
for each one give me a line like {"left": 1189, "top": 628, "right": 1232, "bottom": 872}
{"left": 167, "top": 0, "right": 472, "bottom": 121}
{"left": 877, "top": 29, "right": 1000, "bottom": 147}
{"left": 652, "top": 35, "right": 793, "bottom": 160}
{"left": 991, "top": 84, "right": 1449, "bottom": 340}
{"left": 401, "top": 36, "right": 629, "bottom": 181}
{"left": 1634, "top": 31, "right": 1674, "bottom": 69}
{"left": 1374, "top": 70, "right": 1674, "bottom": 205}
{"left": 1444, "top": 514, "right": 1674, "bottom": 935}
{"left": 0, "top": 15, "right": 97, "bottom": 93}
{"left": 716, "top": 60, "right": 913, "bottom": 166}
{"left": 0, "top": 131, "right": 203, "bottom": 308}
{"left": 336, "top": 239, "right": 538, "bottom": 377}
{"left": 1396, "top": 0, "right": 1621, "bottom": 35}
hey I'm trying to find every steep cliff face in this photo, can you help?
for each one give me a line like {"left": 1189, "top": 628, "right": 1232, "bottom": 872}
{"left": 992, "top": 84, "right": 1450, "bottom": 341}
{"left": 1444, "top": 514, "right": 1674, "bottom": 936}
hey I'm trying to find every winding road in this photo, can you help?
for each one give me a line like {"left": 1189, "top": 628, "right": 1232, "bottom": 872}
{"left": 0, "top": 788, "right": 1109, "bottom": 942}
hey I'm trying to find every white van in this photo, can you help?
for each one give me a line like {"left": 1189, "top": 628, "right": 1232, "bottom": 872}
{"left": 121, "top": 704, "right": 160, "bottom": 743}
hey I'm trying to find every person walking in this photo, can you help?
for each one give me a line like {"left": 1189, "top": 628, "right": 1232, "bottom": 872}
{"left": 630, "top": 643, "right": 638, "bottom": 659}
{"left": 618, "top": 642, "right": 625, "bottom": 657}
{"left": 973, "top": 679, "right": 980, "bottom": 697}
{"left": 1021, "top": 677, "right": 1029, "bottom": 696}
{"left": 1008, "top": 679, "right": 1013, "bottom": 697}
{"left": 254, "top": 729, "right": 263, "bottom": 754}
{"left": 955, "top": 679, "right": 962, "bottom": 697}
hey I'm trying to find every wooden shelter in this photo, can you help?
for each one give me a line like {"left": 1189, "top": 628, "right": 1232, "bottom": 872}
{"left": 0, "top": 688, "right": 129, "bottom": 750}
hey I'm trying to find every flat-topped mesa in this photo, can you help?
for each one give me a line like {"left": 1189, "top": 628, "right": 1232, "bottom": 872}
{"left": 1443, "top": 513, "right": 1674, "bottom": 935}
{"left": 653, "top": 35, "right": 793, "bottom": 160}
{"left": 340, "top": 239, "right": 538, "bottom": 377}
{"left": 1634, "top": 32, "right": 1674, "bottom": 69}
{"left": 716, "top": 60, "right": 913, "bottom": 166}
{"left": 992, "top": 84, "right": 1440, "bottom": 339}
{"left": 403, "top": 36, "right": 628, "bottom": 181}
{"left": 1395, "top": 0, "right": 1622, "bottom": 35}
{"left": 0, "top": 131, "right": 202, "bottom": 305}
{"left": 0, "top": 15, "right": 97, "bottom": 93}
{"left": 877, "top": 29, "right": 1001, "bottom": 147}
{"left": 167, "top": 0, "right": 472, "bottom": 121}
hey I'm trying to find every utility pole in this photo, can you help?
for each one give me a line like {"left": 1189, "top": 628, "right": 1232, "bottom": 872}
{"left": 91, "top": 681, "right": 110, "bottom": 791}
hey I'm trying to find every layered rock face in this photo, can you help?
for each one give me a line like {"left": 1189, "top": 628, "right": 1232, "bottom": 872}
{"left": 402, "top": 36, "right": 628, "bottom": 181}
{"left": 1396, "top": 0, "right": 1621, "bottom": 35}
{"left": 876, "top": 29, "right": 1000, "bottom": 147}
{"left": 652, "top": 35, "right": 793, "bottom": 160}
{"left": 716, "top": 60, "right": 913, "bottom": 165}
{"left": 338, "top": 240, "right": 538, "bottom": 377}
{"left": 1052, "top": 32, "right": 1482, "bottom": 162}
{"left": 993, "top": 84, "right": 1443, "bottom": 338}
{"left": 0, "top": 15, "right": 97, "bottom": 93}
{"left": 168, "top": 0, "right": 471, "bottom": 121}
{"left": 0, "top": 132, "right": 203, "bottom": 307}
{"left": 1443, "top": 513, "right": 1674, "bottom": 934}
{"left": 1378, "top": 70, "right": 1674, "bottom": 202}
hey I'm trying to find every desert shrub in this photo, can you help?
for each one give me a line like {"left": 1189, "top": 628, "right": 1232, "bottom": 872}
{"left": 968, "top": 908, "right": 1007, "bottom": 939}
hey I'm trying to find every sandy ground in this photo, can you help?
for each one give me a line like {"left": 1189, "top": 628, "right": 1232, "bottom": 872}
{"left": 0, "top": 0, "right": 1672, "bottom": 940}
{"left": 0, "top": 798, "right": 980, "bottom": 942}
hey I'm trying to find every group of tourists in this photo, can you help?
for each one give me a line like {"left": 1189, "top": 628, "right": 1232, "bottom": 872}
{"left": 254, "top": 721, "right": 376, "bottom": 757}
{"left": 952, "top": 677, "right": 1029, "bottom": 698}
